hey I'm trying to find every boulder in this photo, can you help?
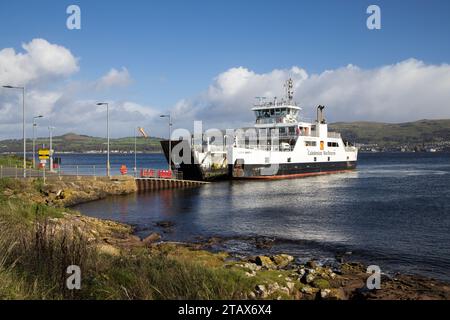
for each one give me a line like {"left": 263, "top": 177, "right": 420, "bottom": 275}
{"left": 255, "top": 284, "right": 268, "bottom": 298}
{"left": 254, "top": 255, "right": 276, "bottom": 269}
{"left": 142, "top": 232, "right": 161, "bottom": 245}
{"left": 301, "top": 273, "right": 316, "bottom": 284}
{"left": 271, "top": 254, "right": 294, "bottom": 268}
{"left": 320, "top": 288, "right": 347, "bottom": 300}
{"left": 306, "top": 260, "right": 319, "bottom": 269}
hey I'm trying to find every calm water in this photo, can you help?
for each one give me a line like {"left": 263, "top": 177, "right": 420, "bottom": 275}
{"left": 73, "top": 153, "right": 450, "bottom": 281}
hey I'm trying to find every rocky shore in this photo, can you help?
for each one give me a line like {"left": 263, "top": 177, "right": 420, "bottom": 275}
{"left": 2, "top": 176, "right": 450, "bottom": 300}
{"left": 36, "top": 176, "right": 137, "bottom": 207}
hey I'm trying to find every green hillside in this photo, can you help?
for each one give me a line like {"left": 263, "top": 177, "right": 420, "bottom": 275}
{"left": 0, "top": 133, "right": 163, "bottom": 153}
{"left": 329, "top": 119, "right": 450, "bottom": 147}
{"left": 1, "top": 119, "right": 450, "bottom": 153}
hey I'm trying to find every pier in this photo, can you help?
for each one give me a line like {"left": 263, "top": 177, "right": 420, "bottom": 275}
{"left": 135, "top": 177, "right": 208, "bottom": 191}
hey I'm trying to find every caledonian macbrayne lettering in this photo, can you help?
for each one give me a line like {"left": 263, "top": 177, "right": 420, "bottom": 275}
{"left": 307, "top": 150, "right": 337, "bottom": 156}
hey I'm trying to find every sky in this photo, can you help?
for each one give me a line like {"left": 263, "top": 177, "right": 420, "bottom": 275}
{"left": 1, "top": 0, "right": 450, "bottom": 139}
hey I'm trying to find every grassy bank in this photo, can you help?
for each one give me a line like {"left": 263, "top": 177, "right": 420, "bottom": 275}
{"left": 0, "top": 155, "right": 30, "bottom": 167}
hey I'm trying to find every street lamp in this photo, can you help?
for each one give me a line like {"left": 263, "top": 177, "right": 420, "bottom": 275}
{"left": 134, "top": 126, "right": 139, "bottom": 177}
{"left": 160, "top": 114, "right": 172, "bottom": 172}
{"left": 97, "top": 102, "right": 110, "bottom": 177}
{"left": 32, "top": 115, "right": 44, "bottom": 169}
{"left": 48, "top": 126, "right": 55, "bottom": 172}
{"left": 3, "top": 85, "right": 26, "bottom": 177}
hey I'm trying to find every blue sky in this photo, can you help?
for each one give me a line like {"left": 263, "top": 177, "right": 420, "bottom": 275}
{"left": 1, "top": 0, "right": 450, "bottom": 138}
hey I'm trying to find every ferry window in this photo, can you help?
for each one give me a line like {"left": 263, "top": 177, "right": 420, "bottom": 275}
{"left": 288, "top": 127, "right": 295, "bottom": 134}
{"left": 287, "top": 157, "right": 291, "bottom": 163}
{"left": 314, "top": 157, "right": 317, "bottom": 162}
{"left": 270, "top": 109, "right": 275, "bottom": 116}
{"left": 327, "top": 142, "right": 339, "bottom": 147}
{"left": 279, "top": 127, "right": 286, "bottom": 135}
{"left": 280, "top": 108, "right": 287, "bottom": 116}
{"left": 328, "top": 157, "right": 330, "bottom": 161}
{"left": 305, "top": 141, "right": 317, "bottom": 147}
{"left": 275, "top": 108, "right": 281, "bottom": 116}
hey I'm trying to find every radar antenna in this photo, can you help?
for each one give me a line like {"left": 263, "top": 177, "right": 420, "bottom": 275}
{"left": 284, "top": 78, "right": 294, "bottom": 103}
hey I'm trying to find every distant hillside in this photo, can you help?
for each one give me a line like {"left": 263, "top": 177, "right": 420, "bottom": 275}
{"left": 329, "top": 119, "right": 450, "bottom": 147}
{"left": 0, "top": 133, "right": 163, "bottom": 153}
{"left": 2, "top": 119, "right": 450, "bottom": 153}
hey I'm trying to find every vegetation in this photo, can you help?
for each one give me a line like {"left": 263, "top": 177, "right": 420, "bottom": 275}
{"left": 329, "top": 119, "right": 450, "bottom": 147}
{"left": 0, "top": 133, "right": 163, "bottom": 154}
{"left": 0, "top": 155, "right": 31, "bottom": 167}
{"left": 0, "top": 177, "right": 271, "bottom": 299}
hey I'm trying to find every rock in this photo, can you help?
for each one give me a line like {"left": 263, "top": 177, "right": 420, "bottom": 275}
{"left": 302, "top": 273, "right": 316, "bottom": 284}
{"left": 255, "top": 237, "right": 274, "bottom": 249}
{"left": 242, "top": 262, "right": 261, "bottom": 272}
{"left": 155, "top": 221, "right": 175, "bottom": 228}
{"left": 301, "top": 285, "right": 318, "bottom": 295}
{"left": 340, "top": 262, "right": 366, "bottom": 274}
{"left": 271, "top": 254, "right": 294, "bottom": 268}
{"left": 279, "top": 287, "right": 290, "bottom": 295}
{"left": 306, "top": 260, "right": 318, "bottom": 269}
{"left": 267, "top": 282, "right": 280, "bottom": 293}
{"left": 254, "top": 255, "right": 276, "bottom": 269}
{"left": 320, "top": 289, "right": 331, "bottom": 299}
{"left": 320, "top": 288, "right": 347, "bottom": 300}
{"left": 55, "top": 189, "right": 65, "bottom": 199}
{"left": 245, "top": 271, "right": 256, "bottom": 277}
{"left": 248, "top": 291, "right": 256, "bottom": 299}
{"left": 255, "top": 284, "right": 268, "bottom": 298}
{"left": 142, "top": 232, "right": 161, "bottom": 245}
{"left": 286, "top": 281, "right": 295, "bottom": 292}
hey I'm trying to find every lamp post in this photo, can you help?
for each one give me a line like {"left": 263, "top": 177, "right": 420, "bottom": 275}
{"left": 134, "top": 127, "right": 138, "bottom": 177}
{"left": 160, "top": 114, "right": 172, "bottom": 172}
{"left": 48, "top": 126, "right": 55, "bottom": 172}
{"left": 3, "top": 85, "right": 26, "bottom": 177}
{"left": 97, "top": 102, "right": 110, "bottom": 177}
{"left": 32, "top": 115, "right": 43, "bottom": 169}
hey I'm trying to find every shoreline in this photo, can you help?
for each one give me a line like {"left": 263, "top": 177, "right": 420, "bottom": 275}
{"left": 1, "top": 176, "right": 450, "bottom": 299}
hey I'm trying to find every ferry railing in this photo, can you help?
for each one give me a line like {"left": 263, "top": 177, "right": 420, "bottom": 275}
{"left": 0, "top": 164, "right": 184, "bottom": 181}
{"left": 327, "top": 132, "right": 342, "bottom": 139}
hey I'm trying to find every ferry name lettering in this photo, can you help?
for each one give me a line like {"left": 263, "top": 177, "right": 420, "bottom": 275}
{"left": 307, "top": 151, "right": 336, "bottom": 156}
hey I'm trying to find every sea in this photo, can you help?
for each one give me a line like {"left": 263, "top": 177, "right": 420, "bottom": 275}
{"left": 66, "top": 152, "right": 450, "bottom": 282}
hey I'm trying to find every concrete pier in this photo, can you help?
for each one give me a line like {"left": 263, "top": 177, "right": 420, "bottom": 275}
{"left": 135, "top": 177, "right": 208, "bottom": 191}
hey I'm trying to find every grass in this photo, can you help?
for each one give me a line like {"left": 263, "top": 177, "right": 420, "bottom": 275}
{"left": 0, "top": 155, "right": 31, "bottom": 167}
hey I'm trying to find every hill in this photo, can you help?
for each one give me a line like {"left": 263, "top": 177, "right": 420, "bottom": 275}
{"left": 329, "top": 119, "right": 450, "bottom": 148}
{"left": 1, "top": 119, "right": 450, "bottom": 153}
{"left": 0, "top": 133, "right": 163, "bottom": 153}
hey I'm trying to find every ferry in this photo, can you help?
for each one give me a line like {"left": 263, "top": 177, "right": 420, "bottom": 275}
{"left": 161, "top": 79, "right": 358, "bottom": 181}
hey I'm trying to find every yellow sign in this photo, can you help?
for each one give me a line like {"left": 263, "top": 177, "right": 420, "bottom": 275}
{"left": 38, "top": 149, "right": 50, "bottom": 159}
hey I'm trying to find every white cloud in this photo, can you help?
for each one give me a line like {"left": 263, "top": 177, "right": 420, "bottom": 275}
{"left": 0, "top": 38, "right": 79, "bottom": 86}
{"left": 172, "top": 59, "right": 450, "bottom": 130}
{"left": 2, "top": 39, "right": 450, "bottom": 141}
{"left": 0, "top": 39, "right": 159, "bottom": 139}
{"left": 96, "top": 67, "right": 132, "bottom": 90}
